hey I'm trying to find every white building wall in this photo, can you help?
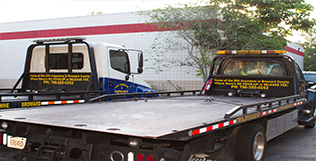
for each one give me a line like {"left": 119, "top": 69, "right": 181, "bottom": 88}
{"left": 0, "top": 12, "right": 304, "bottom": 90}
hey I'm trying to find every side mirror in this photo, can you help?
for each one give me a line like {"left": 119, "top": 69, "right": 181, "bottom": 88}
{"left": 138, "top": 52, "right": 143, "bottom": 74}
{"left": 137, "top": 68, "right": 143, "bottom": 74}
{"left": 138, "top": 52, "right": 143, "bottom": 68}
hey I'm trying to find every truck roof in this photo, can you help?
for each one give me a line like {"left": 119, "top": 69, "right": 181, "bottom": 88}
{"left": 0, "top": 95, "right": 269, "bottom": 140}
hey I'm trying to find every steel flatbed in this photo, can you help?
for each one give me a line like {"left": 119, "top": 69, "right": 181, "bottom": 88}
{"left": 0, "top": 95, "right": 297, "bottom": 140}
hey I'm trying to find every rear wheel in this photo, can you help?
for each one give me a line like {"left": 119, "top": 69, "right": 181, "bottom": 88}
{"left": 234, "top": 124, "right": 266, "bottom": 161}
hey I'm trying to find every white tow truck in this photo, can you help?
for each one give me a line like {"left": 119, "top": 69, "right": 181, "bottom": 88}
{"left": 0, "top": 37, "right": 156, "bottom": 108}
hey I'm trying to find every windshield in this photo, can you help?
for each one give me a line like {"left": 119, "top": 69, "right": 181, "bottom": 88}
{"left": 222, "top": 60, "right": 286, "bottom": 76}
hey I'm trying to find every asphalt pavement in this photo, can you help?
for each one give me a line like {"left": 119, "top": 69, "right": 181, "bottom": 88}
{"left": 265, "top": 125, "right": 316, "bottom": 161}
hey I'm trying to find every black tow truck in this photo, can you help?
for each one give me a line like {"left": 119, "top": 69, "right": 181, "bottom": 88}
{"left": 0, "top": 50, "right": 315, "bottom": 161}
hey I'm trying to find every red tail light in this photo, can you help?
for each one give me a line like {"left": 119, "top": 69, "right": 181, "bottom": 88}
{"left": 147, "top": 155, "right": 153, "bottom": 161}
{"left": 137, "top": 153, "right": 144, "bottom": 161}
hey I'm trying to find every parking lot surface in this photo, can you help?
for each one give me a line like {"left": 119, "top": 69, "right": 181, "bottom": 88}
{"left": 265, "top": 125, "right": 316, "bottom": 161}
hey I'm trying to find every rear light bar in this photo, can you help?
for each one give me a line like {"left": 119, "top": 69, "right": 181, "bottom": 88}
{"left": 217, "top": 50, "right": 286, "bottom": 55}
{"left": 127, "top": 152, "right": 158, "bottom": 161}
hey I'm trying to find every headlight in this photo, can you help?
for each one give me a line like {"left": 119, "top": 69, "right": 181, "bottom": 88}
{"left": 1, "top": 122, "right": 8, "bottom": 129}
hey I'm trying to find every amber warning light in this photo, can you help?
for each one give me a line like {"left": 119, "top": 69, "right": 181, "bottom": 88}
{"left": 217, "top": 50, "right": 286, "bottom": 55}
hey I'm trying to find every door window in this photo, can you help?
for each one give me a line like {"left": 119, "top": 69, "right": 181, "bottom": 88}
{"left": 110, "top": 50, "right": 130, "bottom": 74}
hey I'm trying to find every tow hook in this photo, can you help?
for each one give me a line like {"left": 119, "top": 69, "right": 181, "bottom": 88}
{"left": 205, "top": 97, "right": 214, "bottom": 102}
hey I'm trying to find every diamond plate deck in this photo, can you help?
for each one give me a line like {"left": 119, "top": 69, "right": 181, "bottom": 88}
{"left": 0, "top": 95, "right": 268, "bottom": 138}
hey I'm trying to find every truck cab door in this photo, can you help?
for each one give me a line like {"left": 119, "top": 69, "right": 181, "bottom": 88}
{"left": 295, "top": 63, "right": 307, "bottom": 94}
{"left": 104, "top": 49, "right": 133, "bottom": 94}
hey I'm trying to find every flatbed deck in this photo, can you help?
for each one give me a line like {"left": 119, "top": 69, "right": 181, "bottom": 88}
{"left": 0, "top": 95, "right": 271, "bottom": 139}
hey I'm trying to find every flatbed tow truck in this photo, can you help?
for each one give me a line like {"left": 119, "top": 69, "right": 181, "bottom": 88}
{"left": 0, "top": 50, "right": 315, "bottom": 161}
{"left": 0, "top": 37, "right": 156, "bottom": 109}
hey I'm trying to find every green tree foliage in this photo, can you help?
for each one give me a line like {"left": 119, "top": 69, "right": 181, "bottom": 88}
{"left": 213, "top": 0, "right": 315, "bottom": 44}
{"left": 139, "top": 0, "right": 315, "bottom": 80}
{"left": 88, "top": 11, "right": 103, "bottom": 15}
{"left": 139, "top": 4, "right": 225, "bottom": 81}
{"left": 301, "top": 27, "right": 316, "bottom": 71}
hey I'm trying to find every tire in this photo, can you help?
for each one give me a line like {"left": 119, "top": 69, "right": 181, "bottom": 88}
{"left": 234, "top": 124, "right": 266, "bottom": 161}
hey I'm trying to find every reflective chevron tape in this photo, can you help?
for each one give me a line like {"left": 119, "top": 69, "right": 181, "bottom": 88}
{"left": 189, "top": 101, "right": 303, "bottom": 136}
{"left": 41, "top": 100, "right": 85, "bottom": 105}
{"left": 260, "top": 109, "right": 277, "bottom": 116}
{"left": 190, "top": 119, "right": 237, "bottom": 136}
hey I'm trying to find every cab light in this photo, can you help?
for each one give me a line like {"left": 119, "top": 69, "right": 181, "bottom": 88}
{"left": 216, "top": 50, "right": 286, "bottom": 55}
{"left": 267, "top": 50, "right": 275, "bottom": 54}
{"left": 217, "top": 51, "right": 226, "bottom": 54}
{"left": 147, "top": 155, "right": 153, "bottom": 161}
{"left": 261, "top": 50, "right": 268, "bottom": 54}
{"left": 274, "top": 50, "right": 286, "bottom": 54}
{"left": 237, "top": 50, "right": 249, "bottom": 54}
{"left": 249, "top": 50, "right": 262, "bottom": 54}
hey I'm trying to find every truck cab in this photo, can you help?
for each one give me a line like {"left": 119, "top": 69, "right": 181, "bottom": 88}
{"left": 204, "top": 50, "right": 308, "bottom": 98}
{"left": 13, "top": 37, "right": 154, "bottom": 94}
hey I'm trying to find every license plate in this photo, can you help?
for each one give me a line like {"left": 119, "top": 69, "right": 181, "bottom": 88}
{"left": 7, "top": 135, "right": 27, "bottom": 150}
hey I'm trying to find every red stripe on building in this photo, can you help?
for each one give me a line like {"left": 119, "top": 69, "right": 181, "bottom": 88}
{"left": 284, "top": 46, "right": 304, "bottom": 57}
{"left": 0, "top": 23, "right": 169, "bottom": 40}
